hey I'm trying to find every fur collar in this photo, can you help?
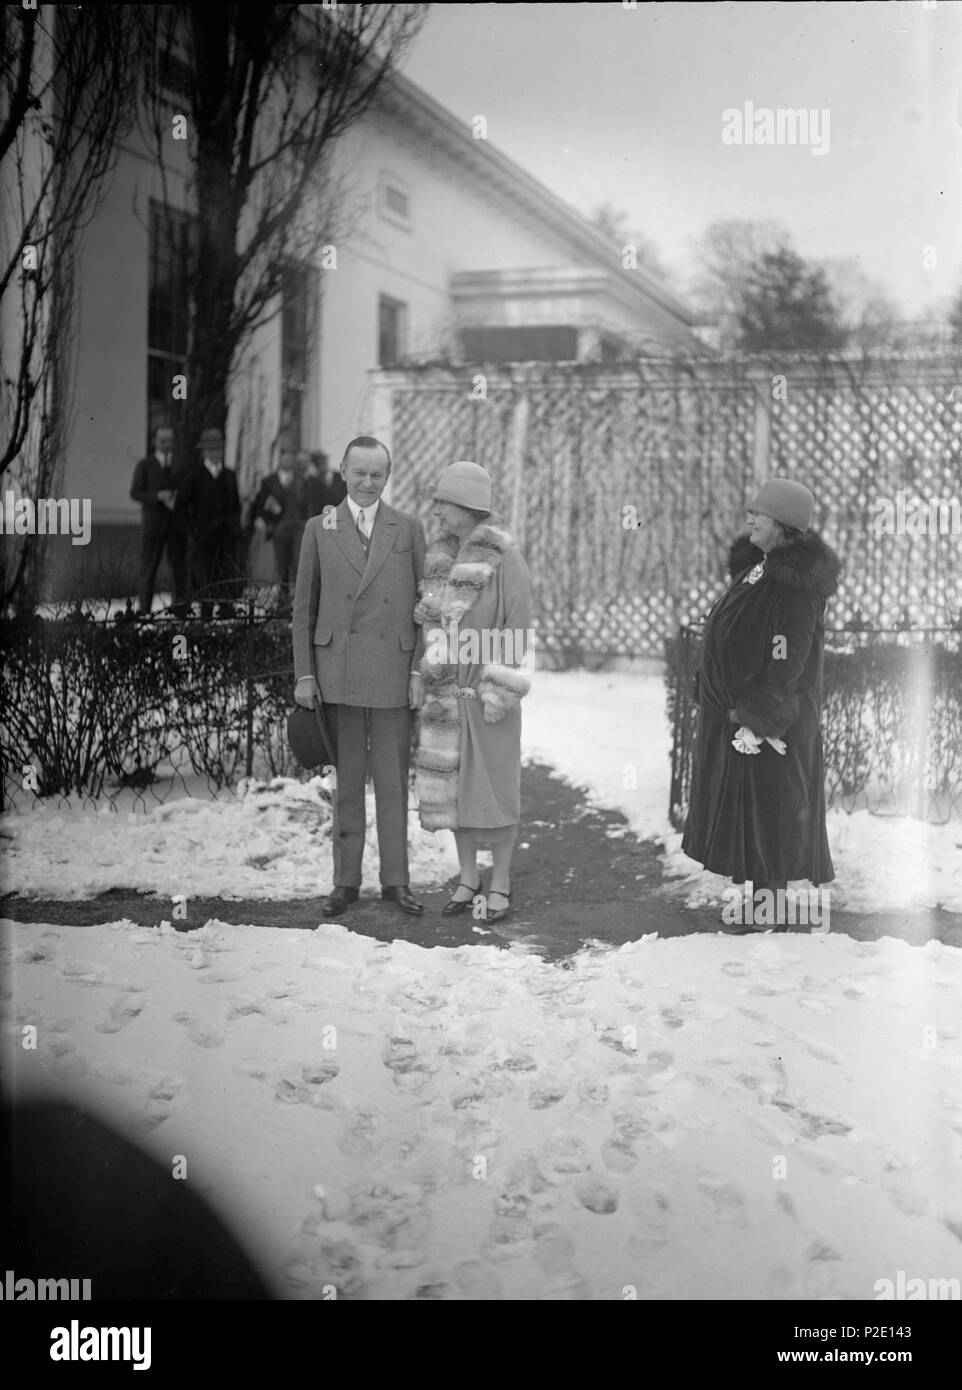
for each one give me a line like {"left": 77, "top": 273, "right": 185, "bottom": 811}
{"left": 728, "top": 530, "right": 841, "bottom": 599}
{"left": 419, "top": 514, "right": 514, "bottom": 625}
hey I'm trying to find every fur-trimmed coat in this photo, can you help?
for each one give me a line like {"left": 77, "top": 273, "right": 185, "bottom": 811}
{"left": 681, "top": 530, "right": 841, "bottom": 884}
{"left": 414, "top": 517, "right": 533, "bottom": 831}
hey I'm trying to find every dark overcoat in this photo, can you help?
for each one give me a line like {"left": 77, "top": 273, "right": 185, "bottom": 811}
{"left": 681, "top": 530, "right": 841, "bottom": 885}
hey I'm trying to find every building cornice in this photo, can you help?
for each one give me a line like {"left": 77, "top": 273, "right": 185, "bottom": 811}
{"left": 370, "top": 68, "right": 698, "bottom": 331}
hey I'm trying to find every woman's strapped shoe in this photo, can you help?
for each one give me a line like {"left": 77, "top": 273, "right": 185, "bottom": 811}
{"left": 441, "top": 880, "right": 483, "bottom": 917}
{"left": 484, "top": 890, "right": 511, "bottom": 924}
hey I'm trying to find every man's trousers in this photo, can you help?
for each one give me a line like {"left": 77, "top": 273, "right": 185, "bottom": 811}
{"left": 138, "top": 519, "right": 187, "bottom": 613}
{"left": 329, "top": 705, "right": 412, "bottom": 889}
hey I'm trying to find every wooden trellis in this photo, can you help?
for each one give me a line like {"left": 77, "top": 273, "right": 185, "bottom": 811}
{"left": 367, "top": 353, "right": 962, "bottom": 658}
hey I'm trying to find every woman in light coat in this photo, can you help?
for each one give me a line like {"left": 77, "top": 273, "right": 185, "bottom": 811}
{"left": 412, "top": 462, "right": 533, "bottom": 925}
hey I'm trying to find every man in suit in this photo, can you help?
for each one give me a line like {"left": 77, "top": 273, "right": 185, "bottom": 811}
{"left": 292, "top": 436, "right": 426, "bottom": 917}
{"left": 301, "top": 449, "right": 347, "bottom": 519}
{"left": 249, "top": 446, "right": 308, "bottom": 605}
{"left": 176, "top": 426, "right": 242, "bottom": 620}
{"left": 130, "top": 425, "right": 188, "bottom": 617}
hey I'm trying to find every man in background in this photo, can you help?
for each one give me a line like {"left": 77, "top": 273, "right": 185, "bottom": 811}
{"left": 130, "top": 424, "right": 187, "bottom": 618}
{"left": 302, "top": 449, "right": 346, "bottom": 519}
{"left": 248, "top": 446, "right": 308, "bottom": 610}
{"left": 176, "top": 427, "right": 242, "bottom": 620}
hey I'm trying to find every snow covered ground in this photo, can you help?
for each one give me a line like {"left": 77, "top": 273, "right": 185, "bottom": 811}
{"left": 2, "top": 669, "right": 961, "bottom": 1300}
{"left": 4, "top": 670, "right": 960, "bottom": 912}
{"left": 3, "top": 917, "right": 960, "bottom": 1299}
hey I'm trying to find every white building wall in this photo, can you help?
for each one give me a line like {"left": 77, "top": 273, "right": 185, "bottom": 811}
{"left": 66, "top": 132, "right": 192, "bottom": 524}
{"left": 314, "top": 113, "right": 593, "bottom": 463}
{"left": 59, "top": 100, "right": 690, "bottom": 530}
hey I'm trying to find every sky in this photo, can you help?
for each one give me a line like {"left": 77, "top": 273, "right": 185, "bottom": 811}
{"left": 402, "top": 1, "right": 962, "bottom": 318}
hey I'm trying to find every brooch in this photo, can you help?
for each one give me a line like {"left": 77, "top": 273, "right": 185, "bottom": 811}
{"left": 744, "top": 562, "right": 765, "bottom": 585}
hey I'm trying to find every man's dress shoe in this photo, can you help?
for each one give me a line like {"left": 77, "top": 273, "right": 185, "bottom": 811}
{"left": 381, "top": 885, "right": 423, "bottom": 916}
{"left": 322, "top": 886, "right": 359, "bottom": 917}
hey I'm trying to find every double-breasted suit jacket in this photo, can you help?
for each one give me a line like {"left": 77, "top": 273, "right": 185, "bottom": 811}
{"left": 292, "top": 497, "right": 427, "bottom": 889}
{"left": 292, "top": 499, "right": 426, "bottom": 707}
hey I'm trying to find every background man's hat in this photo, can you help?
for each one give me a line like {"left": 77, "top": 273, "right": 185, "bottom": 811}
{"left": 433, "top": 460, "right": 492, "bottom": 511}
{"left": 751, "top": 477, "right": 814, "bottom": 531}
{"left": 195, "top": 427, "right": 225, "bottom": 451}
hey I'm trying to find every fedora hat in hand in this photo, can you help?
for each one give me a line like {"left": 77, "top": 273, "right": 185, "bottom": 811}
{"left": 287, "top": 699, "right": 337, "bottom": 769}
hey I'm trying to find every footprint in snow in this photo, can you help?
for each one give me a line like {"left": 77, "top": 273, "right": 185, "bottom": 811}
{"left": 90, "top": 1062, "right": 142, "bottom": 1086}
{"left": 539, "top": 1272, "right": 594, "bottom": 1300}
{"left": 352, "top": 1188, "right": 430, "bottom": 1270}
{"left": 275, "top": 1059, "right": 340, "bottom": 1107}
{"left": 540, "top": 1132, "right": 591, "bottom": 1179}
{"left": 595, "top": 1025, "right": 639, "bottom": 1056}
{"left": 697, "top": 1174, "right": 749, "bottom": 1228}
{"left": 771, "top": 1099, "right": 852, "bottom": 1141}
{"left": 602, "top": 1110, "right": 648, "bottom": 1170}
{"left": 531, "top": 1222, "right": 577, "bottom": 1276}
{"left": 172, "top": 1011, "right": 225, "bottom": 1049}
{"left": 625, "top": 1185, "right": 671, "bottom": 1252}
{"left": 380, "top": 1034, "right": 436, "bottom": 1086}
{"left": 59, "top": 958, "right": 109, "bottom": 987}
{"left": 226, "top": 995, "right": 269, "bottom": 1020}
{"left": 576, "top": 1076, "right": 610, "bottom": 1109}
{"left": 574, "top": 1175, "right": 619, "bottom": 1214}
{"left": 498, "top": 1051, "right": 539, "bottom": 1073}
{"left": 132, "top": 1074, "right": 183, "bottom": 1133}
{"left": 807, "top": 1237, "right": 844, "bottom": 1263}
{"left": 95, "top": 994, "right": 144, "bottom": 1034}
{"left": 660, "top": 994, "right": 699, "bottom": 1030}
{"left": 48, "top": 1036, "right": 89, "bottom": 1079}
{"left": 455, "top": 1260, "right": 503, "bottom": 1300}
{"left": 880, "top": 1157, "right": 929, "bottom": 1217}
{"left": 13, "top": 940, "right": 58, "bottom": 965}
{"left": 285, "top": 1238, "right": 366, "bottom": 1300}
{"left": 482, "top": 1212, "right": 535, "bottom": 1260}
{"left": 409, "top": 1278, "right": 454, "bottom": 1300}
{"left": 527, "top": 1074, "right": 568, "bottom": 1109}
{"left": 337, "top": 1108, "right": 384, "bottom": 1158}
{"left": 776, "top": 1189, "right": 798, "bottom": 1221}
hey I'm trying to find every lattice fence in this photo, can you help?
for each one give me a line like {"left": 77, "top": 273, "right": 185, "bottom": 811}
{"left": 369, "top": 352, "right": 962, "bottom": 659}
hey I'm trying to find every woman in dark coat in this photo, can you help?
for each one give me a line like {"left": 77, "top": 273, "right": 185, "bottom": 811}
{"left": 681, "top": 478, "right": 841, "bottom": 923}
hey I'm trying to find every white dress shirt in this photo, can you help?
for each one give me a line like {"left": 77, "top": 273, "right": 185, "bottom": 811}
{"left": 346, "top": 495, "right": 379, "bottom": 538}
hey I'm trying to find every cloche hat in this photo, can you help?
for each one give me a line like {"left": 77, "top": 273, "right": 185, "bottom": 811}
{"left": 433, "top": 461, "right": 492, "bottom": 512}
{"left": 750, "top": 477, "right": 814, "bottom": 531}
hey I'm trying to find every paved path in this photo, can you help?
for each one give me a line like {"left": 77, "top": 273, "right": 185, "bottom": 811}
{"left": 3, "top": 762, "right": 959, "bottom": 961}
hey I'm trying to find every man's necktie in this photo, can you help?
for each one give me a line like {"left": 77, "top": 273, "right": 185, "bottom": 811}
{"left": 356, "top": 510, "right": 369, "bottom": 555}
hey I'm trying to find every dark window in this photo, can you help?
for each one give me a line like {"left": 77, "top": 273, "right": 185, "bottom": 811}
{"left": 378, "top": 295, "right": 406, "bottom": 367}
{"left": 459, "top": 325, "right": 579, "bottom": 363}
{"left": 147, "top": 200, "right": 194, "bottom": 445}
{"left": 384, "top": 184, "right": 410, "bottom": 220}
{"left": 280, "top": 262, "right": 317, "bottom": 451}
